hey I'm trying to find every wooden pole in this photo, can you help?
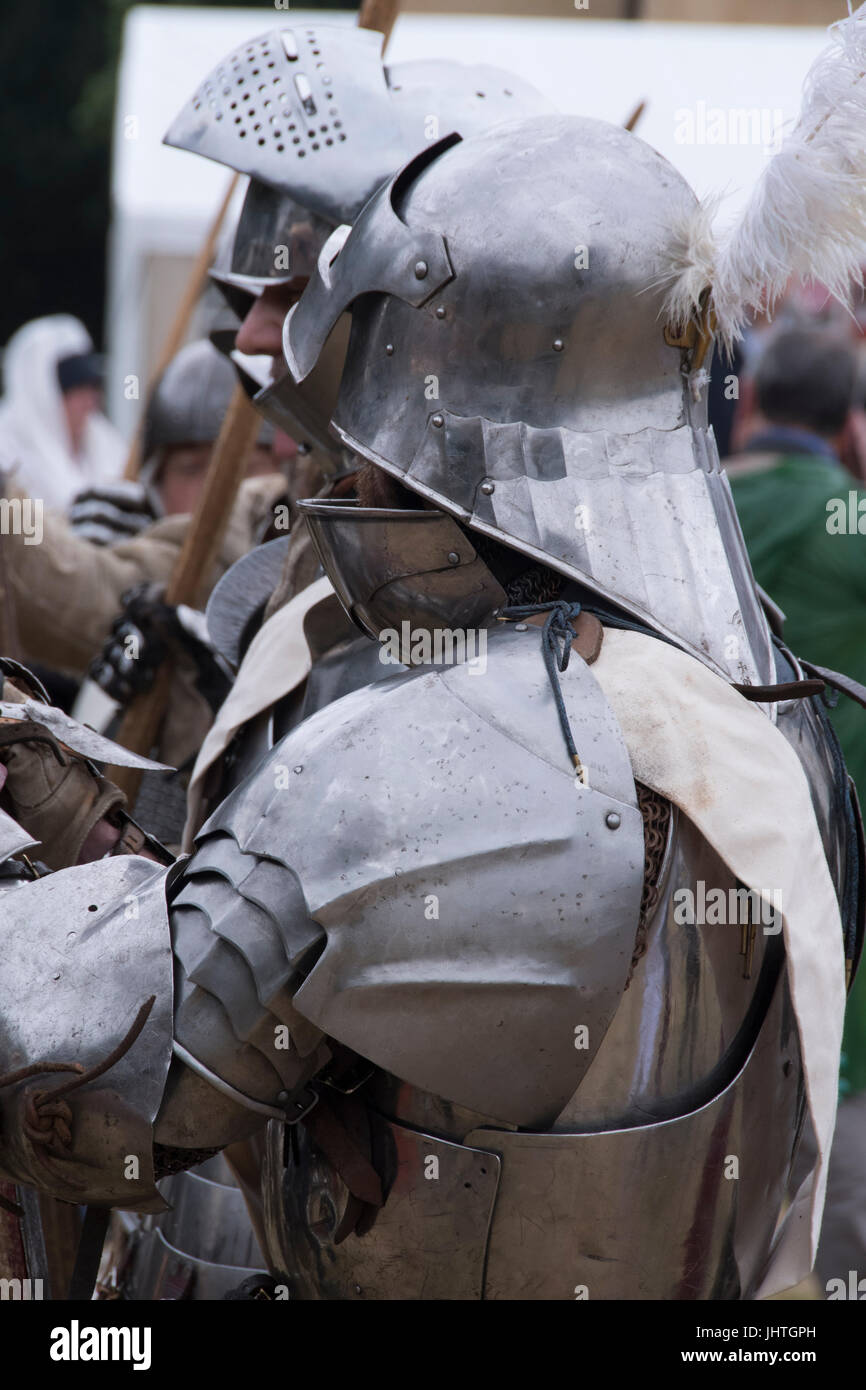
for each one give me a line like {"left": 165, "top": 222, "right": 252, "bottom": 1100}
{"left": 108, "top": 0, "right": 403, "bottom": 798}
{"left": 623, "top": 99, "right": 646, "bottom": 132}
{"left": 357, "top": 0, "right": 401, "bottom": 47}
{"left": 108, "top": 385, "right": 261, "bottom": 801}
{"left": 123, "top": 172, "right": 240, "bottom": 481}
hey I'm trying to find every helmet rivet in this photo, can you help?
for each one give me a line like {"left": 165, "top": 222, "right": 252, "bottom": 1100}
{"left": 605, "top": 811, "right": 621, "bottom": 830}
{"left": 480, "top": 480, "right": 495, "bottom": 496}
{"left": 435, "top": 306, "right": 446, "bottom": 319}
{"left": 293, "top": 765, "right": 304, "bottom": 774}
{"left": 447, "top": 551, "right": 460, "bottom": 566}
{"left": 414, "top": 260, "right": 429, "bottom": 280}
{"left": 514, "top": 623, "right": 528, "bottom": 633}
{"left": 431, "top": 413, "right": 444, "bottom": 428}
{"left": 385, "top": 344, "right": 394, "bottom": 356}
{"left": 553, "top": 338, "right": 564, "bottom": 352}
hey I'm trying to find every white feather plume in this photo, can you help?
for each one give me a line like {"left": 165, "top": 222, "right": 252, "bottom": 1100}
{"left": 660, "top": 2, "right": 866, "bottom": 352}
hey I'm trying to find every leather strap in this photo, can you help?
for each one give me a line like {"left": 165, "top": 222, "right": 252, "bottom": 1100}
{"left": 732, "top": 679, "right": 826, "bottom": 702}
{"left": 799, "top": 661, "right": 866, "bottom": 712}
{"left": 571, "top": 611, "right": 604, "bottom": 666}
{"left": 301, "top": 1091, "right": 384, "bottom": 1243}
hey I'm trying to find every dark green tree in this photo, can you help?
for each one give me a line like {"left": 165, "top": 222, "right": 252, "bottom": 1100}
{"left": 0, "top": 0, "right": 350, "bottom": 350}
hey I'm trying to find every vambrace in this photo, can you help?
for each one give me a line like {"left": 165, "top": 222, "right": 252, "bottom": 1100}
{"left": 0, "top": 831, "right": 332, "bottom": 1209}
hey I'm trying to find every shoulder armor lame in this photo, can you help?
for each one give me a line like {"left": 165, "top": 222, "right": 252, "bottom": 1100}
{"left": 202, "top": 624, "right": 644, "bottom": 1127}
{"left": 0, "top": 857, "right": 173, "bottom": 1210}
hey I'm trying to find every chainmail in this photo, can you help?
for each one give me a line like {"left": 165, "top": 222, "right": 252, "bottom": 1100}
{"left": 464, "top": 524, "right": 565, "bottom": 607}
{"left": 503, "top": 565, "right": 565, "bottom": 607}
{"left": 153, "top": 1143, "right": 221, "bottom": 1180}
{"left": 627, "top": 783, "right": 672, "bottom": 986}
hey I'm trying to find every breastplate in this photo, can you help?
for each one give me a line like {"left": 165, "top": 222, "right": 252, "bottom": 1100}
{"left": 260, "top": 799, "right": 805, "bottom": 1300}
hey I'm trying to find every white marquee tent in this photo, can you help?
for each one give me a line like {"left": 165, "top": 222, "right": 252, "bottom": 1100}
{"left": 108, "top": 4, "right": 831, "bottom": 431}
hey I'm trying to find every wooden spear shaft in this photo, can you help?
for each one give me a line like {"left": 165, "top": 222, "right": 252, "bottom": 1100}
{"left": 123, "top": 172, "right": 240, "bottom": 481}
{"left": 108, "top": 385, "right": 261, "bottom": 801}
{"left": 108, "top": 0, "right": 402, "bottom": 800}
{"left": 358, "top": 0, "right": 400, "bottom": 47}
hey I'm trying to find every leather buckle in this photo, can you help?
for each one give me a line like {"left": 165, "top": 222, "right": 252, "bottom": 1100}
{"left": 322, "top": 1061, "right": 375, "bottom": 1095}
{"left": 276, "top": 1083, "right": 319, "bottom": 1125}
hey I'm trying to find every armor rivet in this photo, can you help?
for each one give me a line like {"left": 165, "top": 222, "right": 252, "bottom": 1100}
{"left": 414, "top": 260, "right": 429, "bottom": 280}
{"left": 293, "top": 765, "right": 304, "bottom": 774}
{"left": 553, "top": 338, "right": 564, "bottom": 352}
{"left": 431, "top": 414, "right": 444, "bottom": 428}
{"left": 276, "top": 1091, "right": 289, "bottom": 1105}
{"left": 447, "top": 552, "right": 460, "bottom": 566}
{"left": 480, "top": 480, "right": 495, "bottom": 495}
{"left": 385, "top": 344, "right": 394, "bottom": 356}
{"left": 435, "top": 306, "right": 446, "bottom": 320}
{"left": 515, "top": 623, "right": 528, "bottom": 632}
{"left": 354, "top": 1285, "right": 362, "bottom": 1295}
{"left": 605, "top": 812, "right": 621, "bottom": 830}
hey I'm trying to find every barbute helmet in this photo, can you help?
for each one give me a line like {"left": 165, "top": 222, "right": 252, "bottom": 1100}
{"left": 285, "top": 115, "right": 774, "bottom": 686}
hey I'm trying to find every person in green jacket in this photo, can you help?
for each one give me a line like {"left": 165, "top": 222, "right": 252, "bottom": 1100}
{"left": 727, "top": 329, "right": 865, "bottom": 807}
{"left": 727, "top": 325, "right": 866, "bottom": 1292}
{"left": 726, "top": 328, "right": 866, "bottom": 1272}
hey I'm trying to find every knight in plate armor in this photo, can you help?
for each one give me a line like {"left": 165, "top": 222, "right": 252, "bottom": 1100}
{"left": 0, "top": 20, "right": 864, "bottom": 1302}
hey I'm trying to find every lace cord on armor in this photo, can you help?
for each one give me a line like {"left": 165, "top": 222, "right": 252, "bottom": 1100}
{"left": 497, "top": 601, "right": 586, "bottom": 776}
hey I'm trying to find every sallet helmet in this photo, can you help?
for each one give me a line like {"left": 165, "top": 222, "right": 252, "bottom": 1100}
{"left": 284, "top": 115, "right": 774, "bottom": 685}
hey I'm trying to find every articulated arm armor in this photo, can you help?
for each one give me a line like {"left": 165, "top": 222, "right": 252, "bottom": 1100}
{"left": 0, "top": 626, "right": 856, "bottom": 1298}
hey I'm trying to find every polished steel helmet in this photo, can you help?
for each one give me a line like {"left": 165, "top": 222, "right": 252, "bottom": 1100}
{"left": 165, "top": 24, "right": 554, "bottom": 468}
{"left": 208, "top": 185, "right": 332, "bottom": 321}
{"left": 285, "top": 116, "right": 774, "bottom": 685}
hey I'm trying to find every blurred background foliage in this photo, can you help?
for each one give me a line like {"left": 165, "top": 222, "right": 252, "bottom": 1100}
{"left": 0, "top": 0, "right": 348, "bottom": 348}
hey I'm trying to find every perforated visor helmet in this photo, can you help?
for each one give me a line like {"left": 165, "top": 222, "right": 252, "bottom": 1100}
{"left": 208, "top": 185, "right": 346, "bottom": 466}
{"left": 164, "top": 24, "right": 555, "bottom": 469}
{"left": 209, "top": 183, "right": 332, "bottom": 321}
{"left": 284, "top": 116, "right": 774, "bottom": 687}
